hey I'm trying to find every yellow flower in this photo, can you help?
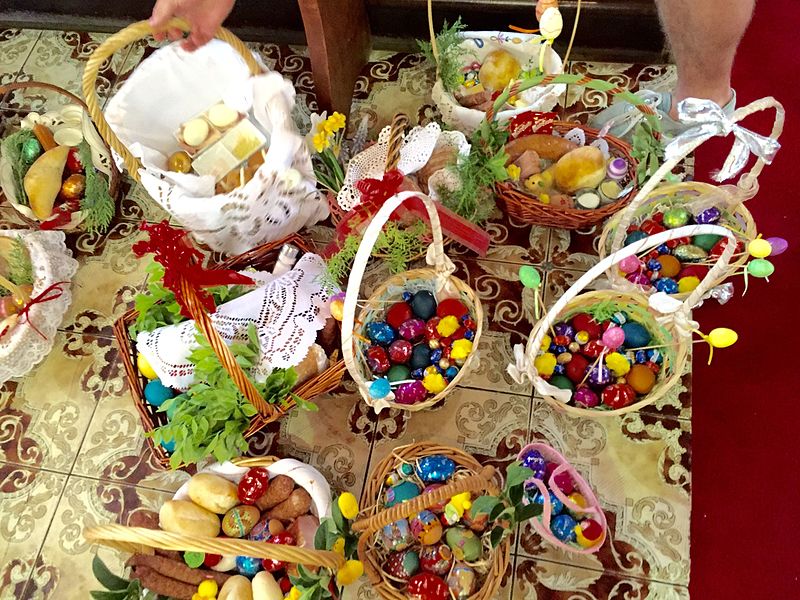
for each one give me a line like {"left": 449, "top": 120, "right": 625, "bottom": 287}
{"left": 338, "top": 492, "right": 359, "bottom": 519}
{"left": 336, "top": 560, "right": 364, "bottom": 586}
{"left": 313, "top": 130, "right": 331, "bottom": 153}
{"left": 288, "top": 587, "right": 301, "bottom": 600}
{"left": 332, "top": 536, "right": 346, "bottom": 556}
{"left": 506, "top": 164, "right": 521, "bottom": 181}
{"left": 325, "top": 112, "right": 346, "bottom": 134}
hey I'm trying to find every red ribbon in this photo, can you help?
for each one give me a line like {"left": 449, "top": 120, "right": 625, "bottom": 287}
{"left": 16, "top": 281, "right": 68, "bottom": 339}
{"left": 132, "top": 221, "right": 255, "bottom": 318}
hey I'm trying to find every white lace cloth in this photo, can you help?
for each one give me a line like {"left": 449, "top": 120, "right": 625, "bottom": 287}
{"left": 104, "top": 41, "right": 327, "bottom": 255}
{"left": 336, "top": 122, "right": 469, "bottom": 211}
{"left": 136, "top": 253, "right": 332, "bottom": 391}
{"left": 0, "top": 231, "right": 79, "bottom": 384}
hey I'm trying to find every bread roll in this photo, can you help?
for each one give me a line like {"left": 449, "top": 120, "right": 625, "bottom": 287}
{"left": 505, "top": 134, "right": 577, "bottom": 162}
{"left": 219, "top": 575, "right": 254, "bottom": 600}
{"left": 159, "top": 500, "right": 221, "bottom": 538}
{"left": 252, "top": 572, "right": 283, "bottom": 600}
{"left": 188, "top": 473, "right": 240, "bottom": 514}
{"left": 294, "top": 344, "right": 329, "bottom": 384}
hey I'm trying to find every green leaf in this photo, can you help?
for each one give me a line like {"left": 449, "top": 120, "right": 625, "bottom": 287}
{"left": 89, "top": 591, "right": 128, "bottom": 600}
{"left": 505, "top": 462, "right": 535, "bottom": 488}
{"left": 469, "top": 495, "right": 501, "bottom": 519}
{"left": 332, "top": 495, "right": 346, "bottom": 531}
{"left": 92, "top": 555, "right": 129, "bottom": 591}
{"left": 489, "top": 499, "right": 509, "bottom": 522}
{"left": 293, "top": 394, "right": 319, "bottom": 412}
{"left": 314, "top": 518, "right": 334, "bottom": 550}
{"left": 490, "top": 526, "right": 507, "bottom": 548}
{"left": 508, "top": 483, "right": 524, "bottom": 506}
{"left": 516, "top": 502, "right": 543, "bottom": 521}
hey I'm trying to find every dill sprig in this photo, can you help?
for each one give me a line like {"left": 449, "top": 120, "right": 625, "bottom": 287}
{"left": 0, "top": 129, "right": 38, "bottom": 206}
{"left": 77, "top": 141, "right": 115, "bottom": 234}
{"left": 418, "top": 18, "right": 472, "bottom": 93}
{"left": 0, "top": 237, "right": 34, "bottom": 297}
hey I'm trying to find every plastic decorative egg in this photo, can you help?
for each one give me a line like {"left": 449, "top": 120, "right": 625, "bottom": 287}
{"left": 662, "top": 207, "right": 691, "bottom": 229}
{"left": 386, "top": 302, "right": 414, "bottom": 329}
{"left": 222, "top": 505, "right": 261, "bottom": 538}
{"left": 444, "top": 527, "right": 482, "bottom": 562}
{"left": 144, "top": 379, "right": 173, "bottom": 407}
{"left": 407, "top": 572, "right": 450, "bottom": 600}
{"left": 551, "top": 514, "right": 578, "bottom": 543}
{"left": 601, "top": 383, "right": 637, "bottom": 409}
{"left": 382, "top": 519, "right": 414, "bottom": 551}
{"left": 447, "top": 564, "right": 477, "bottom": 599}
{"left": 236, "top": 555, "right": 263, "bottom": 576}
{"left": 384, "top": 549, "right": 420, "bottom": 581}
{"left": 395, "top": 380, "right": 428, "bottom": 405}
{"left": 238, "top": 467, "right": 270, "bottom": 504}
{"left": 399, "top": 319, "right": 426, "bottom": 342}
{"left": 415, "top": 455, "right": 456, "bottom": 483}
{"left": 366, "top": 321, "right": 396, "bottom": 345}
{"left": 419, "top": 543, "right": 454, "bottom": 576}
{"left": 389, "top": 339, "right": 413, "bottom": 363}
{"left": 410, "top": 291, "right": 437, "bottom": 321}
{"left": 385, "top": 481, "right": 421, "bottom": 507}
{"left": 575, "top": 518, "right": 605, "bottom": 548}
{"left": 410, "top": 510, "right": 443, "bottom": 545}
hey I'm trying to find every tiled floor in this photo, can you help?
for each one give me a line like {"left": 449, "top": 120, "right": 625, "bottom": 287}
{"left": 0, "top": 28, "right": 689, "bottom": 599}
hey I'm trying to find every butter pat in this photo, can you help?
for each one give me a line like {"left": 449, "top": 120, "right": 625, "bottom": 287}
{"left": 183, "top": 118, "right": 210, "bottom": 147}
{"left": 208, "top": 103, "right": 240, "bottom": 129}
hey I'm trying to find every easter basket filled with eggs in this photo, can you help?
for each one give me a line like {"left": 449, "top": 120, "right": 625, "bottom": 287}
{"left": 422, "top": 0, "right": 567, "bottom": 135}
{"left": 490, "top": 74, "right": 661, "bottom": 229}
{"left": 114, "top": 224, "right": 345, "bottom": 469}
{"left": 0, "top": 229, "right": 79, "bottom": 384}
{"left": 84, "top": 456, "right": 368, "bottom": 600}
{"left": 508, "top": 223, "right": 740, "bottom": 416}
{"left": 599, "top": 96, "right": 785, "bottom": 301}
{"left": 0, "top": 81, "right": 121, "bottom": 232}
{"left": 341, "top": 191, "right": 483, "bottom": 413}
{"left": 83, "top": 19, "right": 328, "bottom": 255}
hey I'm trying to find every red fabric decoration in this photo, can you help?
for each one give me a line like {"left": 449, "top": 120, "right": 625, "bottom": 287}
{"left": 507, "top": 110, "right": 559, "bottom": 139}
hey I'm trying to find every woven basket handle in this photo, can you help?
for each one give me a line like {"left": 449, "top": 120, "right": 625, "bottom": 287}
{"left": 341, "top": 191, "right": 447, "bottom": 387}
{"left": 522, "top": 223, "right": 737, "bottom": 376}
{"left": 384, "top": 113, "right": 409, "bottom": 173}
{"left": 81, "top": 18, "right": 262, "bottom": 182}
{"left": 610, "top": 96, "right": 786, "bottom": 253}
{"left": 351, "top": 465, "right": 497, "bottom": 583}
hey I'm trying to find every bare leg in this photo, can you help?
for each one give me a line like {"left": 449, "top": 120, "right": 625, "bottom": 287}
{"left": 656, "top": 0, "right": 754, "bottom": 117}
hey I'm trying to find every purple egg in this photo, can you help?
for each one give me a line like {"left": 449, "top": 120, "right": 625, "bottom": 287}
{"left": 626, "top": 272, "right": 651, "bottom": 286}
{"left": 553, "top": 323, "right": 576, "bottom": 340}
{"left": 574, "top": 387, "right": 600, "bottom": 408}
{"left": 395, "top": 380, "right": 427, "bottom": 405}
{"left": 766, "top": 236, "right": 789, "bottom": 256}
{"left": 587, "top": 363, "right": 612, "bottom": 388}
{"left": 520, "top": 449, "right": 547, "bottom": 479}
{"left": 693, "top": 207, "right": 721, "bottom": 225}
{"left": 398, "top": 318, "right": 426, "bottom": 342}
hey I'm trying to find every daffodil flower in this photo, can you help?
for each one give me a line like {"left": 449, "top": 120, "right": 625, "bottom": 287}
{"left": 313, "top": 131, "right": 331, "bottom": 153}
{"left": 506, "top": 164, "right": 521, "bottom": 181}
{"left": 325, "top": 112, "right": 346, "bottom": 133}
{"left": 336, "top": 560, "right": 364, "bottom": 586}
{"left": 337, "top": 492, "right": 359, "bottom": 519}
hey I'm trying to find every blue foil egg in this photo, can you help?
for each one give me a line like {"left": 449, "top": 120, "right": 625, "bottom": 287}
{"left": 430, "top": 348, "right": 443, "bottom": 362}
{"left": 634, "top": 350, "right": 648, "bottom": 364}
{"left": 366, "top": 321, "right": 396, "bottom": 345}
{"left": 236, "top": 555, "right": 263, "bottom": 576}
{"left": 551, "top": 514, "right": 578, "bottom": 543}
{"left": 554, "top": 345, "right": 568, "bottom": 354}
{"left": 160, "top": 438, "right": 176, "bottom": 453}
{"left": 647, "top": 259, "right": 662, "bottom": 271}
{"left": 415, "top": 455, "right": 456, "bottom": 483}
{"left": 656, "top": 243, "right": 670, "bottom": 254}
{"left": 520, "top": 449, "right": 546, "bottom": 479}
{"left": 646, "top": 349, "right": 664, "bottom": 364}
{"left": 528, "top": 490, "right": 564, "bottom": 516}
{"left": 144, "top": 379, "right": 174, "bottom": 407}
{"left": 444, "top": 366, "right": 459, "bottom": 380}
{"left": 464, "top": 330, "right": 475, "bottom": 341}
{"left": 411, "top": 368, "right": 425, "bottom": 380}
{"left": 654, "top": 278, "right": 679, "bottom": 294}
{"left": 402, "top": 292, "right": 413, "bottom": 302}
{"left": 553, "top": 364, "right": 566, "bottom": 375}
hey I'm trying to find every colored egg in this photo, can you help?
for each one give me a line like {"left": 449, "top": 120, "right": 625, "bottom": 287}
{"left": 552, "top": 471, "right": 575, "bottom": 495}
{"left": 574, "top": 387, "right": 599, "bottom": 408}
{"left": 249, "top": 517, "right": 280, "bottom": 542}
{"left": 621, "top": 322, "right": 651, "bottom": 348}
{"left": 654, "top": 277, "right": 679, "bottom": 294}
{"left": 370, "top": 378, "right": 392, "bottom": 399}
{"left": 144, "top": 379, "right": 174, "bottom": 407}
{"left": 137, "top": 353, "right": 158, "bottom": 379}
{"left": 587, "top": 363, "right": 612, "bottom": 388}
{"left": 384, "top": 549, "right": 420, "bottom": 581}
{"left": 692, "top": 233, "right": 722, "bottom": 252}
{"left": 626, "top": 364, "right": 657, "bottom": 394}
{"left": 662, "top": 207, "right": 691, "bottom": 229}
{"left": 567, "top": 493, "right": 588, "bottom": 514}
{"left": 551, "top": 514, "right": 578, "bottom": 543}
{"left": 582, "top": 340, "right": 605, "bottom": 358}
{"left": 222, "top": 505, "right": 261, "bottom": 538}
{"left": 624, "top": 230, "right": 648, "bottom": 246}
{"left": 601, "top": 383, "right": 637, "bottom": 409}
{"left": 656, "top": 254, "right": 681, "bottom": 278}
{"left": 425, "top": 317, "right": 442, "bottom": 341}
{"left": 388, "top": 339, "right": 413, "bottom": 363}
{"left": 395, "top": 380, "right": 428, "bottom": 404}
{"left": 382, "top": 519, "right": 414, "bottom": 551}
{"left": 236, "top": 555, "right": 263, "bottom": 576}
{"left": 570, "top": 314, "right": 601, "bottom": 338}
{"left": 553, "top": 322, "right": 575, "bottom": 340}
{"left": 673, "top": 244, "right": 707, "bottom": 263}
{"left": 409, "top": 344, "right": 432, "bottom": 370}
{"left": 436, "top": 297, "right": 469, "bottom": 319}
{"left": 387, "top": 364, "right": 411, "bottom": 383}
{"left": 366, "top": 321, "right": 396, "bottom": 345}
{"left": 444, "top": 527, "right": 482, "bottom": 562}
{"left": 410, "top": 510, "right": 443, "bottom": 545}
{"left": 367, "top": 345, "right": 391, "bottom": 374}
{"left": 385, "top": 481, "right": 421, "bottom": 507}
{"left": 167, "top": 150, "right": 192, "bottom": 173}
{"left": 60, "top": 173, "right": 86, "bottom": 199}
{"left": 528, "top": 490, "right": 563, "bottom": 516}
{"left": 419, "top": 543, "right": 454, "bottom": 576}
{"left": 564, "top": 354, "right": 589, "bottom": 383}
{"left": 238, "top": 466, "right": 270, "bottom": 504}
{"left": 520, "top": 448, "right": 546, "bottom": 479}
{"left": 575, "top": 518, "right": 605, "bottom": 548}
{"left": 678, "top": 276, "right": 701, "bottom": 293}
{"left": 679, "top": 264, "right": 709, "bottom": 280}
{"left": 447, "top": 564, "right": 477, "bottom": 599}
{"left": 410, "top": 291, "right": 437, "bottom": 320}
{"left": 22, "top": 138, "right": 43, "bottom": 163}
{"left": 693, "top": 207, "right": 721, "bottom": 224}
{"left": 415, "top": 455, "right": 456, "bottom": 483}
{"left": 549, "top": 374, "right": 574, "bottom": 391}
{"left": 386, "top": 302, "right": 414, "bottom": 329}
{"left": 407, "top": 572, "right": 450, "bottom": 600}
{"left": 399, "top": 318, "right": 426, "bottom": 342}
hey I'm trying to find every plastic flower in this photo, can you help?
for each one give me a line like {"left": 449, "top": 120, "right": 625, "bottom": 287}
{"left": 506, "top": 164, "right": 521, "bottom": 181}
{"left": 336, "top": 560, "right": 364, "bottom": 586}
{"left": 313, "top": 130, "right": 331, "bottom": 153}
{"left": 337, "top": 492, "right": 359, "bottom": 519}
{"left": 288, "top": 586, "right": 301, "bottom": 600}
{"left": 325, "top": 112, "right": 346, "bottom": 134}
{"left": 332, "top": 537, "right": 346, "bottom": 556}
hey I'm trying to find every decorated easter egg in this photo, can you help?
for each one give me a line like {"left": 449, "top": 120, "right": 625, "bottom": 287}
{"left": 22, "top": 138, "right": 43, "bottom": 163}
{"left": 567, "top": 492, "right": 588, "bottom": 514}
{"left": 409, "top": 344, "right": 432, "bottom": 370}
{"left": 437, "top": 298, "right": 469, "bottom": 319}
{"left": 425, "top": 317, "right": 442, "bottom": 342}
{"left": 624, "top": 230, "right": 648, "bottom": 246}
{"left": 694, "top": 207, "right": 721, "bottom": 224}
{"left": 160, "top": 438, "right": 176, "bottom": 453}
{"left": 407, "top": 572, "right": 450, "bottom": 600}
{"left": 444, "top": 366, "right": 459, "bottom": 380}
{"left": 693, "top": 233, "right": 722, "bottom": 252}
{"left": 621, "top": 322, "right": 651, "bottom": 348}
{"left": 549, "top": 375, "right": 574, "bottom": 391}
{"left": 137, "top": 353, "right": 158, "bottom": 379}
{"left": 564, "top": 354, "right": 589, "bottom": 383}
{"left": 447, "top": 564, "right": 477, "bottom": 599}
{"left": 679, "top": 264, "right": 709, "bottom": 280}
{"left": 551, "top": 514, "right": 578, "bottom": 543}
{"left": 626, "top": 364, "right": 657, "bottom": 394}
{"left": 387, "top": 365, "right": 411, "bottom": 383}
{"left": 673, "top": 244, "right": 707, "bottom": 263}
{"left": 60, "top": 174, "right": 86, "bottom": 199}
{"left": 654, "top": 278, "right": 679, "bottom": 294}
{"left": 582, "top": 340, "right": 605, "bottom": 358}
{"left": 385, "top": 481, "right": 421, "bottom": 507}
{"left": 678, "top": 276, "right": 700, "bottom": 293}
{"left": 248, "top": 517, "right": 280, "bottom": 542}
{"left": 144, "top": 379, "right": 173, "bottom": 407}
{"left": 382, "top": 519, "right": 414, "bottom": 551}
{"left": 419, "top": 543, "right": 454, "bottom": 576}
{"left": 571, "top": 314, "right": 601, "bottom": 339}
{"left": 238, "top": 467, "right": 270, "bottom": 504}
{"left": 662, "top": 207, "right": 691, "bottom": 229}
{"left": 386, "top": 302, "right": 414, "bottom": 329}
{"left": 366, "top": 321, "right": 396, "bottom": 345}
{"left": 655, "top": 254, "right": 681, "bottom": 278}
{"left": 415, "top": 455, "right": 456, "bottom": 483}
{"left": 258, "top": 532, "right": 295, "bottom": 573}
{"left": 222, "top": 505, "right": 261, "bottom": 538}
{"left": 574, "top": 387, "right": 599, "bottom": 408}
{"left": 367, "top": 346, "right": 391, "bottom": 374}
{"left": 528, "top": 490, "right": 563, "bottom": 516}
{"left": 389, "top": 340, "right": 413, "bottom": 364}
{"left": 601, "top": 383, "right": 637, "bottom": 409}
{"left": 167, "top": 150, "right": 192, "bottom": 173}
{"left": 552, "top": 471, "right": 575, "bottom": 495}
{"left": 411, "top": 291, "right": 437, "bottom": 320}
{"left": 575, "top": 518, "right": 604, "bottom": 548}
{"left": 444, "top": 527, "right": 482, "bottom": 562}
{"left": 370, "top": 378, "right": 392, "bottom": 399}
{"left": 385, "top": 549, "right": 420, "bottom": 581}
{"left": 236, "top": 555, "right": 263, "bottom": 576}
{"left": 587, "top": 363, "right": 612, "bottom": 388}
{"left": 399, "top": 319, "right": 426, "bottom": 342}
{"left": 520, "top": 448, "right": 547, "bottom": 479}
{"left": 411, "top": 510, "right": 443, "bottom": 545}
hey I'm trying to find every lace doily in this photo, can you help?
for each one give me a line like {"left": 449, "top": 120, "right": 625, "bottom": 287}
{"left": 0, "top": 231, "right": 79, "bottom": 384}
{"left": 137, "top": 253, "right": 333, "bottom": 391}
{"left": 556, "top": 127, "right": 611, "bottom": 158}
{"left": 336, "top": 123, "right": 470, "bottom": 211}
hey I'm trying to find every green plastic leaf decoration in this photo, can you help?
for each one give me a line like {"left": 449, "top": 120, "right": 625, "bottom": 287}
{"left": 505, "top": 462, "right": 535, "bottom": 488}
{"left": 469, "top": 495, "right": 501, "bottom": 519}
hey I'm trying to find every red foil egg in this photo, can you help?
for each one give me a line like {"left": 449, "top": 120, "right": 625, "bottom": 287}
{"left": 261, "top": 532, "right": 296, "bottom": 572}
{"left": 66, "top": 147, "right": 83, "bottom": 174}
{"left": 388, "top": 340, "right": 413, "bottom": 364}
{"left": 367, "top": 346, "right": 391, "bottom": 374}
{"left": 601, "top": 383, "right": 637, "bottom": 409}
{"left": 238, "top": 467, "right": 270, "bottom": 504}
{"left": 582, "top": 340, "right": 605, "bottom": 358}
{"left": 387, "top": 302, "right": 414, "bottom": 329}
{"left": 436, "top": 298, "right": 469, "bottom": 319}
{"left": 425, "top": 317, "right": 442, "bottom": 340}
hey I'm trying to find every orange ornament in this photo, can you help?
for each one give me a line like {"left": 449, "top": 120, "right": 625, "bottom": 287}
{"left": 60, "top": 174, "right": 86, "bottom": 199}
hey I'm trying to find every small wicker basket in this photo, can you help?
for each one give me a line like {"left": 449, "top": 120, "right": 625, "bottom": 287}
{"left": 341, "top": 191, "right": 483, "bottom": 413}
{"left": 113, "top": 234, "right": 346, "bottom": 469}
{"left": 351, "top": 442, "right": 511, "bottom": 600}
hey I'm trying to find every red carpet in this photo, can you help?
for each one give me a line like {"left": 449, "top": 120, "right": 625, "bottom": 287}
{"left": 690, "top": 0, "right": 800, "bottom": 596}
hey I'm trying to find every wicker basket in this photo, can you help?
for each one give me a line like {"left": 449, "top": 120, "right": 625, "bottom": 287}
{"left": 113, "top": 234, "right": 346, "bottom": 469}
{"left": 598, "top": 96, "right": 785, "bottom": 302}
{"left": 508, "top": 223, "right": 738, "bottom": 417}
{"left": 351, "top": 442, "right": 510, "bottom": 600}
{"left": 341, "top": 191, "right": 483, "bottom": 413}
{"left": 84, "top": 456, "right": 346, "bottom": 571}
{"left": 0, "top": 81, "right": 122, "bottom": 231}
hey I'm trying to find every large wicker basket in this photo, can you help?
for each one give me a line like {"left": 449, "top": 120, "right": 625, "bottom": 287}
{"left": 341, "top": 191, "right": 483, "bottom": 413}
{"left": 113, "top": 234, "right": 346, "bottom": 469}
{"left": 351, "top": 442, "right": 511, "bottom": 600}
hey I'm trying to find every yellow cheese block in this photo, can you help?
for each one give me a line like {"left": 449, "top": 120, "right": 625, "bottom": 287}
{"left": 23, "top": 145, "right": 70, "bottom": 220}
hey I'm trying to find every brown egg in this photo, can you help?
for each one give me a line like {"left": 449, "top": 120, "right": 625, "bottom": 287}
{"left": 60, "top": 174, "right": 85, "bottom": 199}
{"left": 167, "top": 150, "right": 193, "bottom": 174}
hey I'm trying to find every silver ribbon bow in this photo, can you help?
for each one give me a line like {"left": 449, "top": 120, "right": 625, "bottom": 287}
{"left": 664, "top": 98, "right": 781, "bottom": 182}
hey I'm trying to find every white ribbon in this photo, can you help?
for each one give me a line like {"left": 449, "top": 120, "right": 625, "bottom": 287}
{"left": 649, "top": 292, "right": 698, "bottom": 338}
{"left": 665, "top": 98, "right": 781, "bottom": 183}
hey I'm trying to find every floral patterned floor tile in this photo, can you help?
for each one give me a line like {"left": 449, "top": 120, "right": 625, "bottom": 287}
{"left": 458, "top": 330, "right": 533, "bottom": 397}
{"left": 0, "top": 332, "right": 116, "bottom": 473}
{"left": 522, "top": 401, "right": 691, "bottom": 586}
{"left": 21, "top": 475, "right": 172, "bottom": 599}
{"left": 0, "top": 463, "right": 67, "bottom": 600}
{"left": 0, "top": 30, "right": 40, "bottom": 88}
{"left": 546, "top": 227, "right": 604, "bottom": 271}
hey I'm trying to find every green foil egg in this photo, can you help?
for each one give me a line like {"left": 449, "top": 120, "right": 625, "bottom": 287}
{"left": 21, "top": 137, "right": 42, "bottom": 163}
{"left": 662, "top": 207, "right": 691, "bottom": 229}
{"left": 673, "top": 244, "right": 708, "bottom": 263}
